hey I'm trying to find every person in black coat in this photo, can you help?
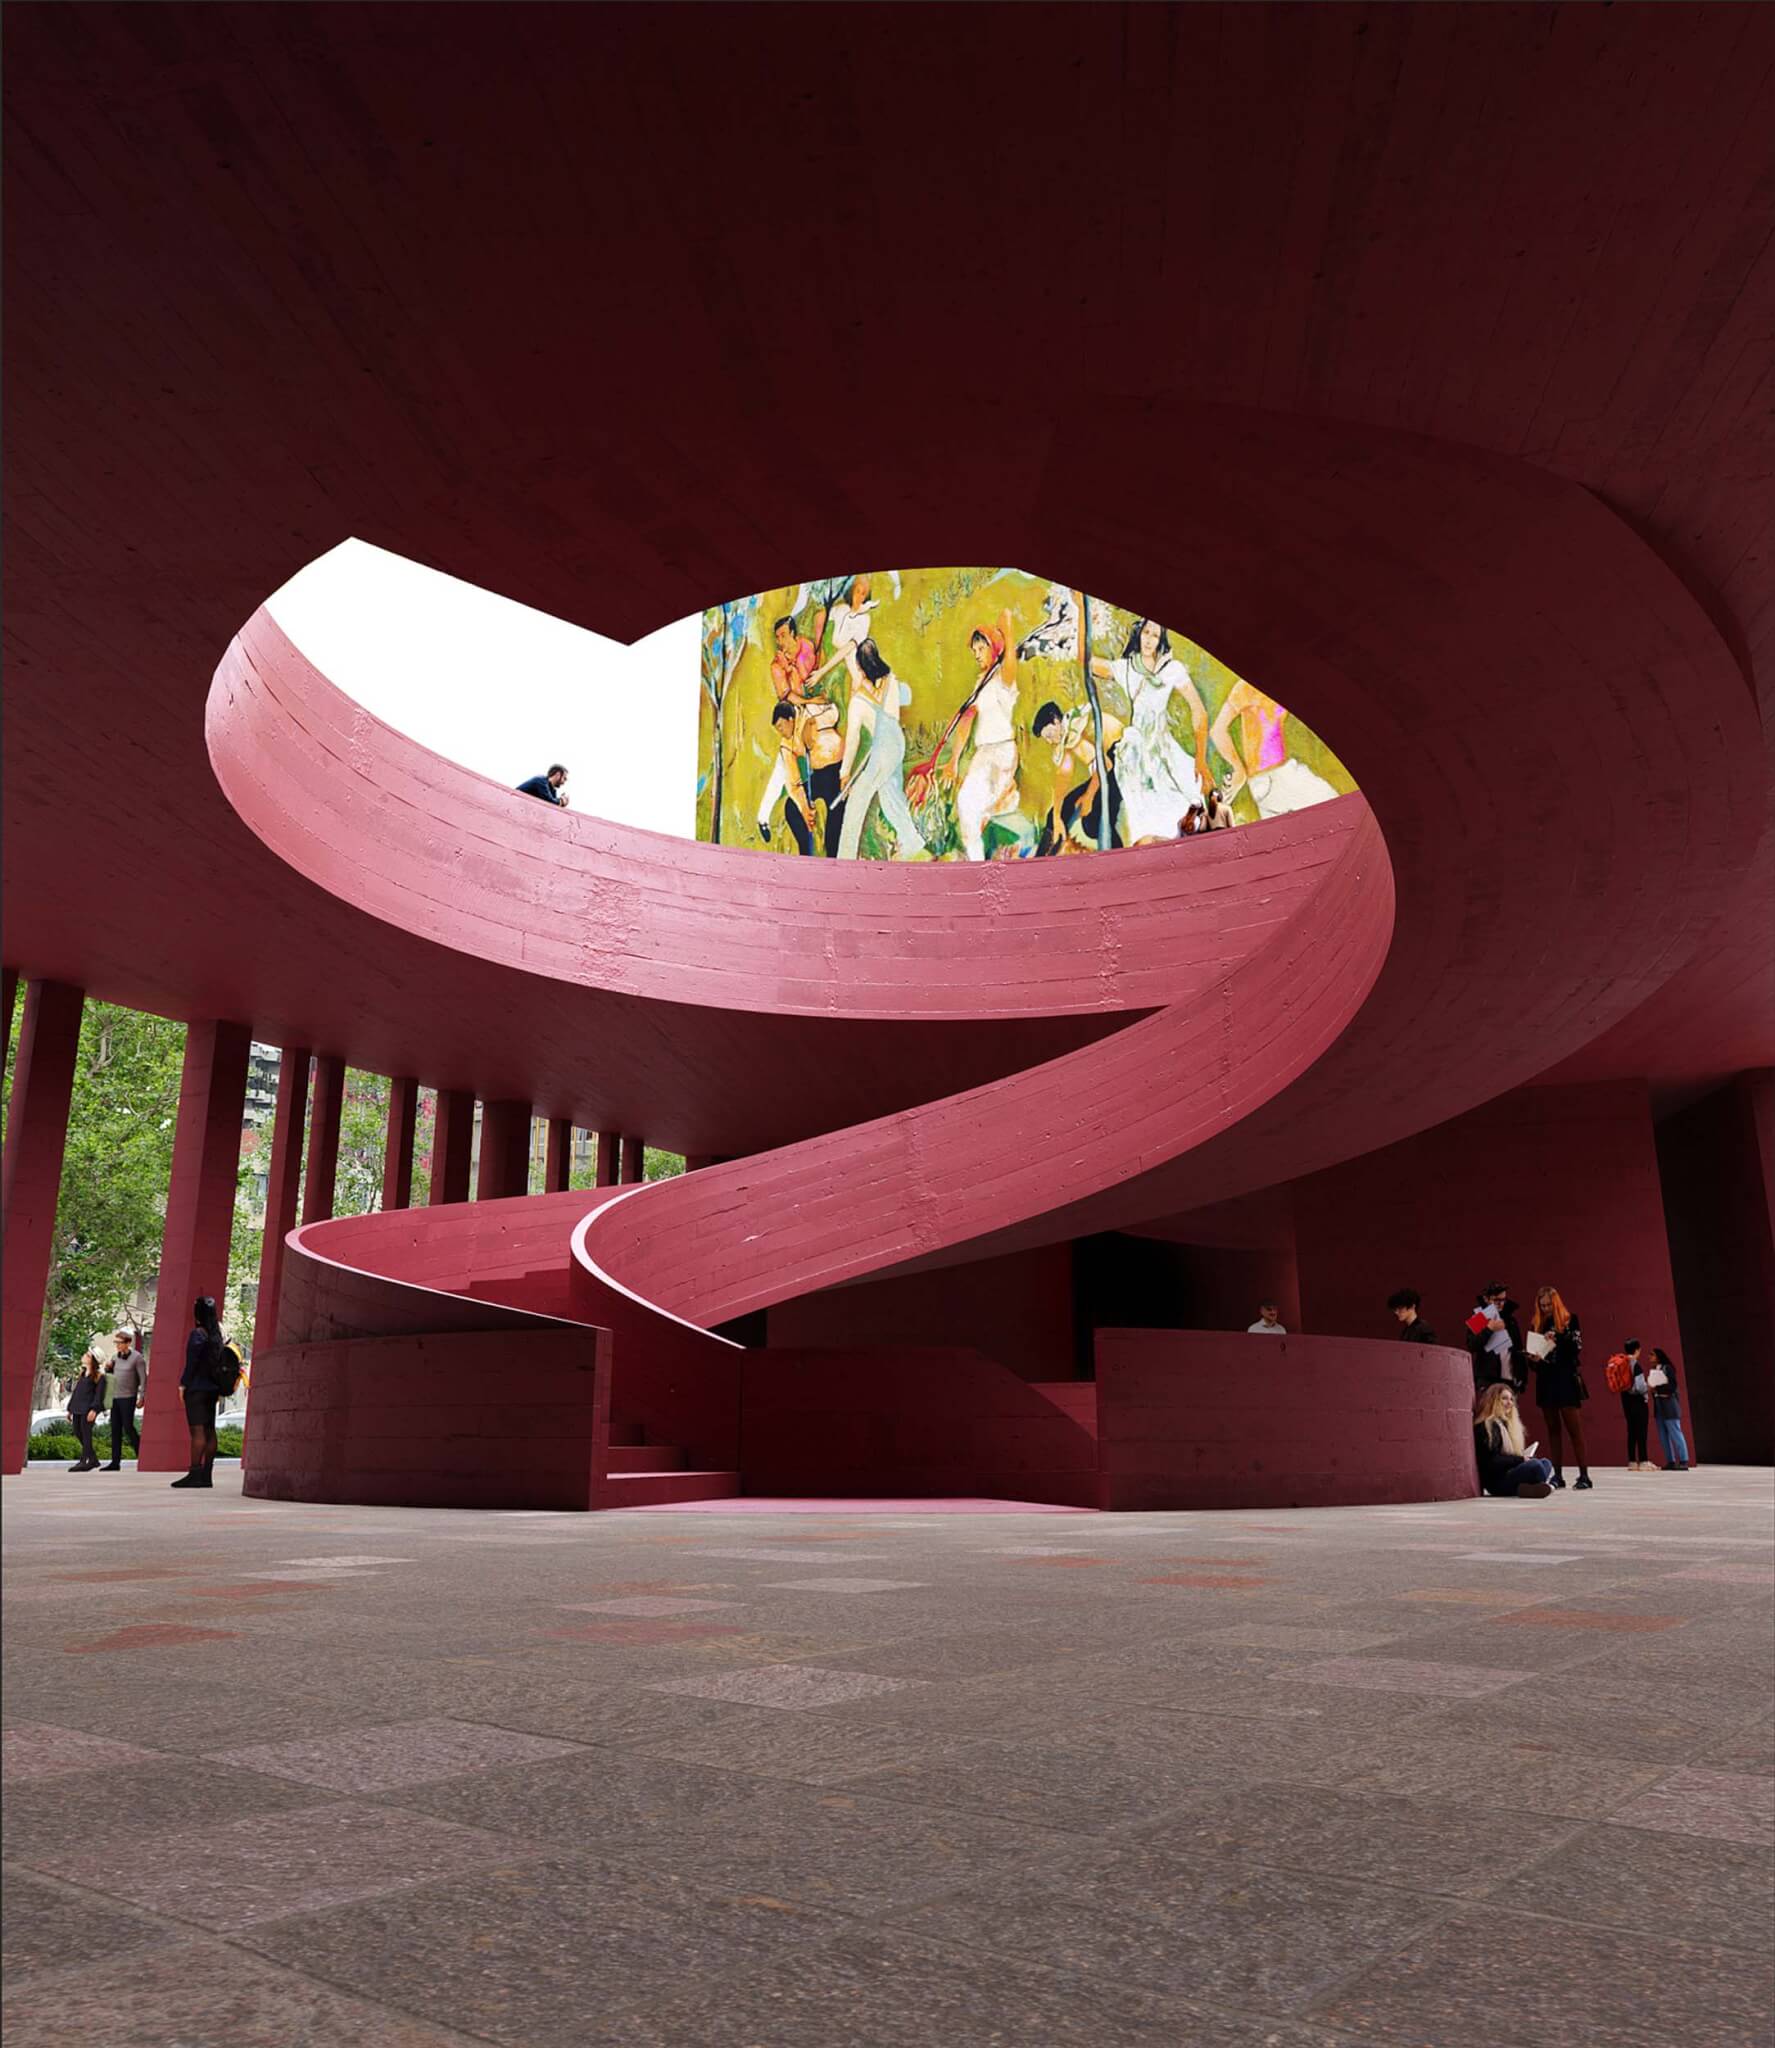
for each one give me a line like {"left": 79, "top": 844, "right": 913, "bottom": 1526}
{"left": 66, "top": 1353, "right": 106, "bottom": 1472}
{"left": 1466, "top": 1283, "right": 1525, "bottom": 1392}
{"left": 1528, "top": 1285, "right": 1591, "bottom": 1491}
{"left": 1616, "top": 1338, "right": 1653, "bottom": 1470}
{"left": 171, "top": 1295, "right": 226, "bottom": 1490}
{"left": 1387, "top": 1288, "right": 1438, "bottom": 1343}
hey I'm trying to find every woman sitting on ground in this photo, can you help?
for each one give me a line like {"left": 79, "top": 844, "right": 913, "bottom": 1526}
{"left": 1473, "top": 1384, "right": 1555, "bottom": 1498}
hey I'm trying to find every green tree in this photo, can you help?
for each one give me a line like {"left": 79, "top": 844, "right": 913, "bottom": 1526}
{"left": 566, "top": 1138, "right": 684, "bottom": 1192}
{"left": 1, "top": 995, "right": 187, "bottom": 1395}
{"left": 337, "top": 1070, "right": 391, "bottom": 1217}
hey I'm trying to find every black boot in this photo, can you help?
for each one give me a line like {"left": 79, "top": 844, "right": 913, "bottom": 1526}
{"left": 169, "top": 1469, "right": 201, "bottom": 1488}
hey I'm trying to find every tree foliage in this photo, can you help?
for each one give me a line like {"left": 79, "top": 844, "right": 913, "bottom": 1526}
{"left": 700, "top": 595, "right": 761, "bottom": 843}
{"left": 567, "top": 1141, "right": 684, "bottom": 1192}
{"left": 1, "top": 996, "right": 186, "bottom": 1377}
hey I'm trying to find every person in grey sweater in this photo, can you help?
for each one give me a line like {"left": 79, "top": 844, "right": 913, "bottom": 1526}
{"left": 100, "top": 1328, "right": 145, "bottom": 1470}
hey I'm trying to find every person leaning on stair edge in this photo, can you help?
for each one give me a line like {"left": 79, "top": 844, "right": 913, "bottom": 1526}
{"left": 1387, "top": 1288, "right": 1438, "bottom": 1343}
{"left": 516, "top": 764, "right": 570, "bottom": 807}
{"left": 172, "top": 1295, "right": 226, "bottom": 1490}
{"left": 100, "top": 1327, "right": 145, "bottom": 1470}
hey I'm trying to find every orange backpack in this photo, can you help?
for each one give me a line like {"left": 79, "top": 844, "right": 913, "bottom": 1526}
{"left": 1604, "top": 1352, "right": 1635, "bottom": 1394}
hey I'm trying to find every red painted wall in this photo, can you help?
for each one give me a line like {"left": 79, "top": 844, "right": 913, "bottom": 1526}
{"left": 740, "top": 1348, "right": 1099, "bottom": 1506}
{"left": 246, "top": 1327, "right": 609, "bottom": 1510}
{"left": 1095, "top": 1330, "right": 1476, "bottom": 1510}
{"left": 766, "top": 1246, "right": 1075, "bottom": 1382}
{"left": 1292, "top": 1081, "right": 1690, "bottom": 1467}
{"left": 1656, "top": 1071, "right": 1775, "bottom": 1462}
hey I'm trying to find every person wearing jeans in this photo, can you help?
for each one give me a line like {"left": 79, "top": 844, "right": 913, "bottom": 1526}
{"left": 1472, "top": 1386, "right": 1555, "bottom": 1498}
{"left": 100, "top": 1327, "right": 145, "bottom": 1470}
{"left": 1648, "top": 1348, "right": 1692, "bottom": 1470}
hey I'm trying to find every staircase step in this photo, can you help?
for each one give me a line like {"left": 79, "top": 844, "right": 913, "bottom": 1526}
{"left": 601, "top": 1469, "right": 741, "bottom": 1508}
{"left": 1028, "top": 1382, "right": 1100, "bottom": 1434}
{"left": 606, "top": 1443, "right": 684, "bottom": 1474}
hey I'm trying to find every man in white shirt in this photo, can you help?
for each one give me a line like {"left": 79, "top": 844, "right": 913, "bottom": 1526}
{"left": 1247, "top": 1302, "right": 1286, "bottom": 1335}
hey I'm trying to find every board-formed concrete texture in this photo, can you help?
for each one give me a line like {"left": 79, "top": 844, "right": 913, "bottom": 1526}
{"left": 1, "top": 1466, "right": 1770, "bottom": 2047}
{"left": 5, "top": 4, "right": 1773, "bottom": 1511}
{"left": 4, "top": 11, "right": 1775, "bottom": 2029}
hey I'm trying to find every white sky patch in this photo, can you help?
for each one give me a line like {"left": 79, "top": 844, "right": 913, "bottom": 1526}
{"left": 266, "top": 539, "right": 699, "bottom": 839}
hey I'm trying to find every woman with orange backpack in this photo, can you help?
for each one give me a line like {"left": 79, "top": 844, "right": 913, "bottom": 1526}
{"left": 1608, "top": 1341, "right": 1653, "bottom": 1470}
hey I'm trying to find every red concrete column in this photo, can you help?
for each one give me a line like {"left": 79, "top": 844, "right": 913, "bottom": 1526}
{"left": 382, "top": 1074, "right": 418, "bottom": 1211}
{"left": 139, "top": 1020, "right": 251, "bottom": 1473}
{"left": 301, "top": 1055, "right": 346, "bottom": 1225}
{"left": 252, "top": 1043, "right": 310, "bottom": 1356}
{"left": 476, "top": 1099, "right": 532, "bottom": 1201}
{"left": 430, "top": 1087, "right": 474, "bottom": 1206}
{"left": 543, "top": 1118, "right": 572, "bottom": 1194}
{"left": 1, "top": 979, "right": 84, "bottom": 1473}
{"left": 596, "top": 1129, "right": 620, "bottom": 1188}
{"left": 684, "top": 1154, "right": 717, "bottom": 1174}
{"left": 620, "top": 1134, "right": 645, "bottom": 1184}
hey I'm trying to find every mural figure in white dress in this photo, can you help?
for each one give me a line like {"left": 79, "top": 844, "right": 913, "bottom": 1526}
{"left": 1089, "top": 618, "right": 1212, "bottom": 844}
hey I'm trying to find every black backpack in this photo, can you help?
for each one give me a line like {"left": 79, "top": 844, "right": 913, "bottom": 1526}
{"left": 210, "top": 1336, "right": 244, "bottom": 1397}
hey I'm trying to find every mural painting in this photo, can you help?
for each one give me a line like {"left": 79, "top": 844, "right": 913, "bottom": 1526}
{"left": 698, "top": 568, "right": 1354, "bottom": 859}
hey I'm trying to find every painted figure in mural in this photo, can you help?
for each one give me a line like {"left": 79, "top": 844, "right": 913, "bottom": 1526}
{"left": 769, "top": 614, "right": 818, "bottom": 703}
{"left": 1210, "top": 681, "right": 1339, "bottom": 820}
{"left": 758, "top": 699, "right": 842, "bottom": 855}
{"left": 944, "top": 610, "right": 1025, "bottom": 861}
{"left": 1016, "top": 583, "right": 1081, "bottom": 664}
{"left": 769, "top": 616, "right": 844, "bottom": 852}
{"left": 809, "top": 576, "right": 885, "bottom": 815}
{"left": 1090, "top": 619, "right": 1211, "bottom": 846}
{"left": 792, "top": 576, "right": 854, "bottom": 661}
{"left": 792, "top": 570, "right": 901, "bottom": 655}
{"left": 836, "top": 639, "right": 928, "bottom": 861}
{"left": 1032, "top": 700, "right": 1125, "bottom": 855}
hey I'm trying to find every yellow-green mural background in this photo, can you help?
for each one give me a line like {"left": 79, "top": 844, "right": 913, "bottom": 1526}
{"left": 698, "top": 567, "right": 1354, "bottom": 859}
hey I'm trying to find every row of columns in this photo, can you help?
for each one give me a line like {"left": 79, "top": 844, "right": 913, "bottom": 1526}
{"left": 0, "top": 974, "right": 657, "bottom": 1473}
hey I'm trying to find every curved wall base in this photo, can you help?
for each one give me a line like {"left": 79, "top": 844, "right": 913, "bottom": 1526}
{"left": 1094, "top": 1332, "right": 1477, "bottom": 1511}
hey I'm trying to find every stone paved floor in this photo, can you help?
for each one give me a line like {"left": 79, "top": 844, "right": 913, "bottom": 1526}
{"left": 3, "top": 1465, "right": 1771, "bottom": 2047}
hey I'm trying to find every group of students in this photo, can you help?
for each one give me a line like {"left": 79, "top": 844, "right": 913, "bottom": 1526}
{"left": 61, "top": 1295, "right": 243, "bottom": 1487}
{"left": 1384, "top": 1282, "right": 1692, "bottom": 1496}
{"left": 1460, "top": 1285, "right": 1690, "bottom": 1498}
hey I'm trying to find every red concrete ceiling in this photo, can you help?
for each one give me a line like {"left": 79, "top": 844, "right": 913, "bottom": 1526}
{"left": 4, "top": 3, "right": 1771, "bottom": 1152}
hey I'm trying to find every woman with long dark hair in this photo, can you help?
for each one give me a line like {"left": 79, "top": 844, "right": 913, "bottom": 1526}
{"left": 1089, "top": 618, "right": 1210, "bottom": 845}
{"left": 836, "top": 638, "right": 928, "bottom": 860}
{"left": 67, "top": 1352, "right": 106, "bottom": 1472}
{"left": 172, "top": 1295, "right": 225, "bottom": 1489}
{"left": 1529, "top": 1285, "right": 1591, "bottom": 1490}
{"left": 1648, "top": 1348, "right": 1692, "bottom": 1471}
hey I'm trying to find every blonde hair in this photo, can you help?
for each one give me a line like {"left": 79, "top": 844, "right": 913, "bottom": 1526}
{"left": 1474, "top": 1383, "right": 1526, "bottom": 1457}
{"left": 1530, "top": 1287, "right": 1572, "bottom": 1334}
